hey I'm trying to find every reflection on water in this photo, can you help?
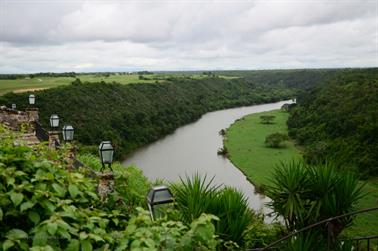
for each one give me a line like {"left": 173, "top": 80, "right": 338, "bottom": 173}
{"left": 123, "top": 100, "right": 291, "bottom": 216}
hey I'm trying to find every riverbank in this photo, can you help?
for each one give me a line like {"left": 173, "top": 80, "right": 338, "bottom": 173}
{"left": 123, "top": 101, "right": 293, "bottom": 211}
{"left": 224, "top": 109, "right": 378, "bottom": 237}
{"left": 224, "top": 109, "right": 301, "bottom": 192}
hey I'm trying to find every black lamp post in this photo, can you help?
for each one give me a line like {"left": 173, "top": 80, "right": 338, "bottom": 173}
{"left": 99, "top": 141, "right": 114, "bottom": 172}
{"left": 28, "top": 94, "right": 35, "bottom": 105}
{"left": 50, "top": 114, "right": 60, "bottom": 129}
{"left": 62, "top": 124, "right": 74, "bottom": 141}
{"left": 146, "top": 185, "right": 174, "bottom": 220}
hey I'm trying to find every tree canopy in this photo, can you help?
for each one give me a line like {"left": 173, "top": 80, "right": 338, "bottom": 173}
{"left": 287, "top": 69, "right": 378, "bottom": 175}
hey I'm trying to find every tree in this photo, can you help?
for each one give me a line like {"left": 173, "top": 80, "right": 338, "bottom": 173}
{"left": 260, "top": 115, "right": 275, "bottom": 124}
{"left": 266, "top": 161, "right": 365, "bottom": 244}
{"left": 265, "top": 132, "right": 289, "bottom": 148}
{"left": 71, "top": 78, "right": 82, "bottom": 86}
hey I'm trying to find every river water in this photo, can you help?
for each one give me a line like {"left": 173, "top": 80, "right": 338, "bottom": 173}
{"left": 123, "top": 100, "right": 291, "bottom": 215}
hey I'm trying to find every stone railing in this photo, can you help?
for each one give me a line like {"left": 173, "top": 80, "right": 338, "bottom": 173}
{"left": 0, "top": 106, "right": 31, "bottom": 131}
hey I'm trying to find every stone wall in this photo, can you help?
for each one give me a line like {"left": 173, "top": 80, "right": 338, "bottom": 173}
{"left": 0, "top": 106, "right": 34, "bottom": 132}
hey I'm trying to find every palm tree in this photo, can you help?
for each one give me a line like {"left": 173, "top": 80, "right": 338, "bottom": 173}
{"left": 267, "top": 161, "right": 365, "bottom": 244}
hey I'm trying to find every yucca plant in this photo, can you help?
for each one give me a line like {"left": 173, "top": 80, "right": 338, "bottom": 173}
{"left": 171, "top": 174, "right": 254, "bottom": 247}
{"left": 306, "top": 162, "right": 340, "bottom": 221}
{"left": 267, "top": 160, "right": 365, "bottom": 247}
{"left": 282, "top": 231, "right": 326, "bottom": 251}
{"left": 170, "top": 173, "right": 220, "bottom": 223}
{"left": 210, "top": 187, "right": 254, "bottom": 245}
{"left": 266, "top": 160, "right": 311, "bottom": 230}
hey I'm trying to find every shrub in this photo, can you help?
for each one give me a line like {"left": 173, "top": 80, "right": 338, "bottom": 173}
{"left": 0, "top": 126, "right": 220, "bottom": 250}
{"left": 219, "top": 129, "right": 226, "bottom": 136}
{"left": 243, "top": 219, "right": 284, "bottom": 249}
{"left": 265, "top": 133, "right": 289, "bottom": 148}
{"left": 171, "top": 174, "right": 254, "bottom": 247}
{"left": 217, "top": 146, "right": 229, "bottom": 156}
{"left": 210, "top": 187, "right": 254, "bottom": 246}
{"left": 77, "top": 153, "right": 151, "bottom": 211}
{"left": 170, "top": 174, "right": 220, "bottom": 223}
{"left": 260, "top": 115, "right": 276, "bottom": 124}
{"left": 266, "top": 161, "right": 365, "bottom": 242}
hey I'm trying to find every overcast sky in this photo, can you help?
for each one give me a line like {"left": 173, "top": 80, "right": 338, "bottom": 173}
{"left": 0, "top": 0, "right": 377, "bottom": 73}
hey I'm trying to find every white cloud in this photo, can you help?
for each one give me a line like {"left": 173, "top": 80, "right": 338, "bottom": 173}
{"left": 0, "top": 0, "right": 376, "bottom": 73}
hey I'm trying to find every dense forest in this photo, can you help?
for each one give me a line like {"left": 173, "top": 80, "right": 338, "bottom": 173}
{"left": 212, "top": 68, "right": 362, "bottom": 89}
{"left": 287, "top": 68, "right": 378, "bottom": 176}
{"left": 2, "top": 68, "right": 376, "bottom": 161}
{"left": 0, "top": 72, "right": 77, "bottom": 80}
{"left": 0, "top": 77, "right": 295, "bottom": 159}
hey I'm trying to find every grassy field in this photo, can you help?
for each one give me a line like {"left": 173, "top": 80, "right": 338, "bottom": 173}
{"left": 0, "top": 77, "right": 74, "bottom": 95}
{"left": 0, "top": 74, "right": 157, "bottom": 95}
{"left": 344, "top": 178, "right": 378, "bottom": 237}
{"left": 0, "top": 73, "right": 238, "bottom": 95}
{"left": 224, "top": 110, "right": 302, "bottom": 189}
{"left": 224, "top": 109, "right": 378, "bottom": 238}
{"left": 79, "top": 74, "right": 159, "bottom": 84}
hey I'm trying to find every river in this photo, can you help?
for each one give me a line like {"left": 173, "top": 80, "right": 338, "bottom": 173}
{"left": 123, "top": 100, "right": 291, "bottom": 215}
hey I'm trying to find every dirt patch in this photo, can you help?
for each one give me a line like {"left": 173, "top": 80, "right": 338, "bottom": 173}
{"left": 13, "top": 88, "right": 47, "bottom": 93}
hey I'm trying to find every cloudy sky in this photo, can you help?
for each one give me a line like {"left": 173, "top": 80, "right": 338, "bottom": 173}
{"left": 0, "top": 0, "right": 377, "bottom": 73}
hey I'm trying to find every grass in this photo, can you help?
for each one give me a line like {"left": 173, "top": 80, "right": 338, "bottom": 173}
{"left": 0, "top": 73, "right": 240, "bottom": 95}
{"left": 225, "top": 109, "right": 378, "bottom": 238}
{"left": 224, "top": 110, "right": 302, "bottom": 189}
{"left": 344, "top": 178, "right": 378, "bottom": 237}
{"left": 0, "top": 77, "right": 74, "bottom": 95}
{"left": 78, "top": 74, "right": 159, "bottom": 84}
{"left": 0, "top": 75, "right": 157, "bottom": 95}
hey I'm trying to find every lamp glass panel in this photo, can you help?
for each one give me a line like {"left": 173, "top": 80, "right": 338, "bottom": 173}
{"left": 153, "top": 190, "right": 173, "bottom": 204}
{"left": 147, "top": 190, "right": 154, "bottom": 203}
{"left": 50, "top": 115, "right": 59, "bottom": 127}
{"left": 66, "top": 131, "right": 74, "bottom": 140}
{"left": 99, "top": 141, "right": 114, "bottom": 164}
{"left": 63, "top": 125, "right": 74, "bottom": 141}
{"left": 101, "top": 150, "right": 113, "bottom": 164}
{"left": 29, "top": 95, "right": 35, "bottom": 105}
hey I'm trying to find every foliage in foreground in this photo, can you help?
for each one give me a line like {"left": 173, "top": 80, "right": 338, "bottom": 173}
{"left": 266, "top": 161, "right": 365, "bottom": 243}
{"left": 171, "top": 174, "right": 257, "bottom": 248}
{"left": 0, "top": 126, "right": 220, "bottom": 250}
{"left": 77, "top": 153, "right": 151, "bottom": 213}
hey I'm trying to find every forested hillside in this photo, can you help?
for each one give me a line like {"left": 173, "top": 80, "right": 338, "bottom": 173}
{"left": 287, "top": 69, "right": 378, "bottom": 175}
{"left": 213, "top": 68, "right": 365, "bottom": 90}
{"left": 0, "top": 77, "right": 294, "bottom": 158}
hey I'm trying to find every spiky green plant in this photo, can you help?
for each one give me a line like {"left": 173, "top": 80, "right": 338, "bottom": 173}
{"left": 267, "top": 160, "right": 365, "bottom": 246}
{"left": 266, "top": 160, "right": 310, "bottom": 230}
{"left": 209, "top": 187, "right": 253, "bottom": 245}
{"left": 170, "top": 173, "right": 220, "bottom": 223}
{"left": 307, "top": 163, "right": 365, "bottom": 236}
{"left": 171, "top": 174, "right": 254, "bottom": 247}
{"left": 282, "top": 231, "right": 326, "bottom": 251}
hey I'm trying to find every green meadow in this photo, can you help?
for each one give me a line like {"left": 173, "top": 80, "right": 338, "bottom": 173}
{"left": 0, "top": 73, "right": 239, "bottom": 95}
{"left": 0, "top": 74, "right": 157, "bottom": 95}
{"left": 225, "top": 109, "right": 378, "bottom": 237}
{"left": 0, "top": 77, "right": 73, "bottom": 95}
{"left": 224, "top": 110, "right": 302, "bottom": 189}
